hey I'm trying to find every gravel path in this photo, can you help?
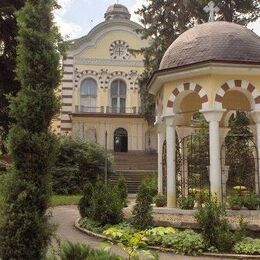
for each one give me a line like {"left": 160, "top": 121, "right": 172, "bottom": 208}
{"left": 50, "top": 205, "right": 231, "bottom": 260}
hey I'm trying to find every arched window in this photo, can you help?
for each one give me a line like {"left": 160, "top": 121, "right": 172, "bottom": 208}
{"left": 80, "top": 78, "right": 97, "bottom": 112}
{"left": 111, "top": 79, "right": 126, "bottom": 113}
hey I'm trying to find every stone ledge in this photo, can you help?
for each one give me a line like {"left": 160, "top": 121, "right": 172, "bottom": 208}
{"left": 74, "top": 218, "right": 108, "bottom": 240}
{"left": 153, "top": 207, "right": 260, "bottom": 216}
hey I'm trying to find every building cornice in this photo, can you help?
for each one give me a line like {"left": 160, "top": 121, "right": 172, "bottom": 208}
{"left": 75, "top": 57, "right": 144, "bottom": 67}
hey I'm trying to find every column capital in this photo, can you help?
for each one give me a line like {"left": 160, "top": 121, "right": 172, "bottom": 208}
{"left": 176, "top": 126, "right": 193, "bottom": 140}
{"left": 200, "top": 109, "right": 226, "bottom": 122}
{"left": 251, "top": 110, "right": 260, "bottom": 124}
{"left": 164, "top": 113, "right": 182, "bottom": 127}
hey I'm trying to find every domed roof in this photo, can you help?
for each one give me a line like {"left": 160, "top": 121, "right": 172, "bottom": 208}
{"left": 160, "top": 22, "right": 260, "bottom": 70}
{"left": 104, "top": 4, "right": 131, "bottom": 21}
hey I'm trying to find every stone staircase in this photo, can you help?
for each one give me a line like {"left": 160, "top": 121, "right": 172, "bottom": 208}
{"left": 109, "top": 151, "right": 158, "bottom": 193}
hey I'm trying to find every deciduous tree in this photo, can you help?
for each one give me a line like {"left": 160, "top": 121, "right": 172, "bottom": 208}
{"left": 136, "top": 0, "right": 260, "bottom": 123}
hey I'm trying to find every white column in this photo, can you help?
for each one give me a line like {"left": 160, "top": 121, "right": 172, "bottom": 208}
{"left": 250, "top": 111, "right": 260, "bottom": 195}
{"left": 201, "top": 109, "right": 225, "bottom": 202}
{"left": 157, "top": 124, "right": 165, "bottom": 194}
{"left": 165, "top": 116, "right": 177, "bottom": 207}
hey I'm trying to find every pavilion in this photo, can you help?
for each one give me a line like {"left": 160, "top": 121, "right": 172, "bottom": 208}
{"left": 148, "top": 21, "right": 260, "bottom": 208}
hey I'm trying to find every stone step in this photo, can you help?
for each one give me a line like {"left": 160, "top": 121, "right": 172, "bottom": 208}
{"left": 109, "top": 170, "right": 157, "bottom": 193}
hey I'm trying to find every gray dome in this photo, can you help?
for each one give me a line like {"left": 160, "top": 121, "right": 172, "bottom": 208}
{"left": 104, "top": 4, "right": 131, "bottom": 21}
{"left": 160, "top": 22, "right": 260, "bottom": 70}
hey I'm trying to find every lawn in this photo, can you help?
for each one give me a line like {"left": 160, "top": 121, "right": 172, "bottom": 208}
{"left": 50, "top": 195, "right": 82, "bottom": 207}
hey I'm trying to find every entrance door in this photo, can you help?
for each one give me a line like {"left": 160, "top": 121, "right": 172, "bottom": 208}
{"left": 114, "top": 128, "right": 128, "bottom": 152}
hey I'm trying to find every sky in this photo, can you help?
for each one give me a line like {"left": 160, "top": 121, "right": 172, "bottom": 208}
{"left": 54, "top": 0, "right": 260, "bottom": 40}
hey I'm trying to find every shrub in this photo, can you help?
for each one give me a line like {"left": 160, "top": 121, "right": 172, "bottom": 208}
{"left": 81, "top": 181, "right": 123, "bottom": 225}
{"left": 233, "top": 238, "right": 260, "bottom": 255}
{"left": 178, "top": 195, "right": 195, "bottom": 209}
{"left": 154, "top": 193, "right": 166, "bottom": 207}
{"left": 132, "top": 181, "right": 154, "bottom": 230}
{"left": 78, "top": 183, "right": 94, "bottom": 218}
{"left": 52, "top": 136, "right": 114, "bottom": 195}
{"left": 116, "top": 176, "right": 128, "bottom": 206}
{"left": 228, "top": 194, "right": 243, "bottom": 210}
{"left": 195, "top": 199, "right": 245, "bottom": 252}
{"left": 49, "top": 241, "right": 120, "bottom": 260}
{"left": 195, "top": 190, "right": 210, "bottom": 205}
{"left": 161, "top": 230, "right": 205, "bottom": 256}
{"left": 243, "top": 193, "right": 259, "bottom": 210}
{"left": 142, "top": 174, "right": 157, "bottom": 197}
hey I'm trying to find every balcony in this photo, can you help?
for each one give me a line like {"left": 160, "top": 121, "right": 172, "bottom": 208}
{"left": 74, "top": 105, "right": 141, "bottom": 115}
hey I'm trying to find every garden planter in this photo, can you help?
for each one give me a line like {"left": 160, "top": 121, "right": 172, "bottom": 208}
{"left": 155, "top": 202, "right": 165, "bottom": 207}
{"left": 245, "top": 205, "right": 258, "bottom": 210}
{"left": 230, "top": 205, "right": 241, "bottom": 210}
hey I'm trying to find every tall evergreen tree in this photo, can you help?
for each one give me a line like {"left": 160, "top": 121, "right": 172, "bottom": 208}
{"left": 136, "top": 0, "right": 260, "bottom": 123}
{"left": 0, "top": 0, "right": 63, "bottom": 259}
{"left": 0, "top": 0, "right": 25, "bottom": 154}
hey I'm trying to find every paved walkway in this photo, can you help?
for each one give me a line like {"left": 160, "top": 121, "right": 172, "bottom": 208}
{"left": 50, "top": 205, "right": 232, "bottom": 260}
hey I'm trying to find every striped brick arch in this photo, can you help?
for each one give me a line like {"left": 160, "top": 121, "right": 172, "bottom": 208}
{"left": 166, "top": 82, "right": 209, "bottom": 114}
{"left": 75, "top": 69, "right": 100, "bottom": 88}
{"left": 214, "top": 80, "right": 260, "bottom": 110}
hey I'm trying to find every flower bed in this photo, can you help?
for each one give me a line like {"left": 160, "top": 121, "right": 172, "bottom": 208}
{"left": 77, "top": 217, "right": 260, "bottom": 256}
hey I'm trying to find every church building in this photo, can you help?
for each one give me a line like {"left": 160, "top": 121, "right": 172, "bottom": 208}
{"left": 58, "top": 4, "right": 157, "bottom": 153}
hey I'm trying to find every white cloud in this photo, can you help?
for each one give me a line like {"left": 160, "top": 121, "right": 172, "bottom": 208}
{"left": 248, "top": 19, "right": 260, "bottom": 36}
{"left": 129, "top": 0, "right": 146, "bottom": 23}
{"left": 54, "top": 0, "right": 83, "bottom": 39}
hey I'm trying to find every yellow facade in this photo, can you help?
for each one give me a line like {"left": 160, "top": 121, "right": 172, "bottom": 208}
{"left": 153, "top": 67, "right": 260, "bottom": 126}
{"left": 59, "top": 4, "right": 157, "bottom": 152}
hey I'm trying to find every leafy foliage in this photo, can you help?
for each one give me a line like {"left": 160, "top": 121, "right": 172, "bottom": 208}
{"left": 79, "top": 181, "right": 124, "bottom": 225}
{"left": 132, "top": 180, "right": 154, "bottom": 230}
{"left": 49, "top": 241, "right": 121, "bottom": 260}
{"left": 161, "top": 230, "right": 205, "bottom": 256}
{"left": 195, "top": 199, "right": 246, "bottom": 252}
{"left": 135, "top": 1, "right": 259, "bottom": 123}
{"left": 104, "top": 225, "right": 204, "bottom": 256}
{"left": 52, "top": 136, "right": 113, "bottom": 194}
{"left": 178, "top": 195, "right": 195, "bottom": 209}
{"left": 144, "top": 227, "right": 176, "bottom": 246}
{"left": 79, "top": 218, "right": 110, "bottom": 234}
{"left": 0, "top": 1, "right": 63, "bottom": 258}
{"left": 233, "top": 238, "right": 260, "bottom": 255}
{"left": 103, "top": 227, "right": 157, "bottom": 260}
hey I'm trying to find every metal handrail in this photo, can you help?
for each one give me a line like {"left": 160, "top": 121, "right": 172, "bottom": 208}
{"left": 74, "top": 105, "right": 140, "bottom": 115}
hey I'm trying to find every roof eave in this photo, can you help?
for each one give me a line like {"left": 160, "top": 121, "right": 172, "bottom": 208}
{"left": 148, "top": 60, "right": 260, "bottom": 96}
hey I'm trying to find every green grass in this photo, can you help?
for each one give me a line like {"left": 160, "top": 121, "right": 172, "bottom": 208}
{"left": 50, "top": 195, "right": 82, "bottom": 207}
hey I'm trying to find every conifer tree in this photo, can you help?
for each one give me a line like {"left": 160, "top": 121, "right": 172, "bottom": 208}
{"left": 0, "top": 0, "right": 25, "bottom": 153}
{"left": 136, "top": 0, "right": 260, "bottom": 123}
{"left": 0, "top": 0, "right": 63, "bottom": 259}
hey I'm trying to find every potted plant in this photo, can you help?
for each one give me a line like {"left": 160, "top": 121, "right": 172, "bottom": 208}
{"left": 154, "top": 193, "right": 166, "bottom": 207}
{"left": 228, "top": 194, "right": 243, "bottom": 210}
{"left": 178, "top": 195, "right": 195, "bottom": 210}
{"left": 243, "top": 193, "right": 259, "bottom": 210}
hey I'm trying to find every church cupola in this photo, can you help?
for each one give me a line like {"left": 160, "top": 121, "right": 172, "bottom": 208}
{"left": 104, "top": 4, "right": 131, "bottom": 21}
